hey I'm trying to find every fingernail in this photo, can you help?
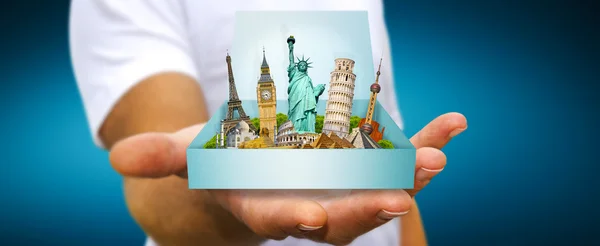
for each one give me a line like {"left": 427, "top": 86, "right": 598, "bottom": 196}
{"left": 377, "top": 209, "right": 409, "bottom": 220}
{"left": 297, "top": 224, "right": 323, "bottom": 231}
{"left": 420, "top": 167, "right": 444, "bottom": 173}
{"left": 416, "top": 167, "right": 444, "bottom": 181}
{"left": 449, "top": 126, "right": 467, "bottom": 138}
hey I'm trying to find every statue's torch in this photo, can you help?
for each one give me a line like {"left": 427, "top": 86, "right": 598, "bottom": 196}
{"left": 287, "top": 35, "right": 295, "bottom": 45}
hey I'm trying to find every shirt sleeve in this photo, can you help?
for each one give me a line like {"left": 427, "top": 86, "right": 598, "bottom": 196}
{"left": 69, "top": 0, "right": 199, "bottom": 149}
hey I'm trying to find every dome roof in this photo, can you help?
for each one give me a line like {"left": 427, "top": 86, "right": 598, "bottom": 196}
{"left": 235, "top": 120, "right": 250, "bottom": 131}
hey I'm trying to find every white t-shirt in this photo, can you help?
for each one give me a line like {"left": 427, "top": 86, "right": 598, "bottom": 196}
{"left": 70, "top": 0, "right": 404, "bottom": 245}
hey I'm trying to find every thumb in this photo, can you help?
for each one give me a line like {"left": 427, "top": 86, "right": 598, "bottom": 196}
{"left": 109, "top": 123, "right": 206, "bottom": 178}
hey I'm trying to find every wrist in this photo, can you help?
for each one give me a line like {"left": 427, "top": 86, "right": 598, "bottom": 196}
{"left": 125, "top": 177, "right": 264, "bottom": 246}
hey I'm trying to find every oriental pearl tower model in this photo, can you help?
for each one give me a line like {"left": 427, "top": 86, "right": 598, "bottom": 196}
{"left": 359, "top": 57, "right": 385, "bottom": 141}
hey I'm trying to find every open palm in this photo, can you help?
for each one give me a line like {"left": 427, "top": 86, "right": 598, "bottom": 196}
{"left": 110, "top": 113, "right": 466, "bottom": 245}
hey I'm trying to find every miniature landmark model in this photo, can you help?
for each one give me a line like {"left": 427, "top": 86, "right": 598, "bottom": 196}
{"left": 275, "top": 120, "right": 319, "bottom": 147}
{"left": 357, "top": 57, "right": 385, "bottom": 142}
{"left": 210, "top": 37, "right": 388, "bottom": 150}
{"left": 256, "top": 47, "right": 277, "bottom": 139}
{"left": 226, "top": 121, "right": 258, "bottom": 148}
{"left": 311, "top": 132, "right": 355, "bottom": 149}
{"left": 322, "top": 58, "right": 356, "bottom": 138}
{"left": 189, "top": 11, "right": 419, "bottom": 192}
{"left": 220, "top": 52, "right": 257, "bottom": 147}
{"left": 346, "top": 127, "right": 382, "bottom": 149}
{"left": 286, "top": 35, "right": 326, "bottom": 133}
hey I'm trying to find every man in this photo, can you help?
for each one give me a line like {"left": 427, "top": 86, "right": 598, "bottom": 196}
{"left": 70, "top": 1, "right": 467, "bottom": 245}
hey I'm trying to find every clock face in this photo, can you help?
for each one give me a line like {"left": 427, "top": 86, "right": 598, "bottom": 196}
{"left": 261, "top": 90, "right": 272, "bottom": 100}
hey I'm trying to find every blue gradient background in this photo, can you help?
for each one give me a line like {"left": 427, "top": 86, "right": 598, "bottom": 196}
{"left": 1, "top": 1, "right": 598, "bottom": 245}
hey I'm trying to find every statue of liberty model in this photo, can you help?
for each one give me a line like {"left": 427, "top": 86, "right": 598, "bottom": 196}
{"left": 286, "top": 35, "right": 326, "bottom": 133}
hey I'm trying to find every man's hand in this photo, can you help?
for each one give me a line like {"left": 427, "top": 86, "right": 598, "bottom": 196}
{"left": 400, "top": 112, "right": 467, "bottom": 246}
{"left": 407, "top": 112, "right": 467, "bottom": 197}
{"left": 109, "top": 112, "right": 466, "bottom": 245}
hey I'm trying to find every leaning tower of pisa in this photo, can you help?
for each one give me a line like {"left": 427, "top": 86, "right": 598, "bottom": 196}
{"left": 322, "top": 58, "right": 356, "bottom": 138}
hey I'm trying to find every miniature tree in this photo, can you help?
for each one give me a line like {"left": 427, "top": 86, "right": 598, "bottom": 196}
{"left": 349, "top": 115, "right": 361, "bottom": 133}
{"left": 204, "top": 134, "right": 227, "bottom": 149}
{"left": 377, "top": 139, "right": 394, "bottom": 149}
{"left": 250, "top": 117, "right": 260, "bottom": 131}
{"left": 315, "top": 115, "right": 324, "bottom": 133}
{"left": 276, "top": 113, "right": 288, "bottom": 128}
{"left": 203, "top": 134, "right": 217, "bottom": 149}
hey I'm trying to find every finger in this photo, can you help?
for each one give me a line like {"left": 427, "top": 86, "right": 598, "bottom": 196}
{"left": 109, "top": 123, "right": 204, "bottom": 178}
{"left": 352, "top": 189, "right": 412, "bottom": 223}
{"left": 211, "top": 190, "right": 328, "bottom": 240}
{"left": 410, "top": 112, "right": 467, "bottom": 149}
{"left": 312, "top": 190, "right": 412, "bottom": 245}
{"left": 407, "top": 147, "right": 447, "bottom": 197}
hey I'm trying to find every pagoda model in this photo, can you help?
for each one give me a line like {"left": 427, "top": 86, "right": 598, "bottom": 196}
{"left": 220, "top": 51, "right": 256, "bottom": 146}
{"left": 358, "top": 57, "right": 385, "bottom": 142}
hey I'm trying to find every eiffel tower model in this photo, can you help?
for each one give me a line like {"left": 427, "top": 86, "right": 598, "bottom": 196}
{"left": 221, "top": 52, "right": 257, "bottom": 137}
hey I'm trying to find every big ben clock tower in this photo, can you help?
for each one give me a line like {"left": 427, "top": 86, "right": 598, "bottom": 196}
{"left": 256, "top": 48, "right": 277, "bottom": 138}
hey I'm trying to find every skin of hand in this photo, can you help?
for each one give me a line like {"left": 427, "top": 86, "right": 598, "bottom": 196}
{"left": 103, "top": 73, "right": 467, "bottom": 246}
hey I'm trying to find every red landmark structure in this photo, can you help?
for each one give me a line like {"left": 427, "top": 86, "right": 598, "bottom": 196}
{"left": 358, "top": 57, "right": 385, "bottom": 142}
